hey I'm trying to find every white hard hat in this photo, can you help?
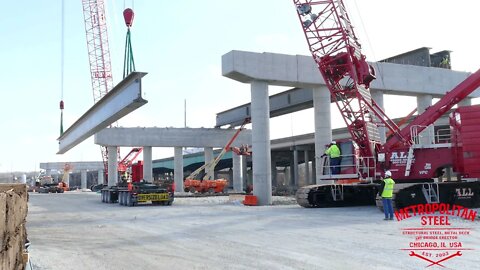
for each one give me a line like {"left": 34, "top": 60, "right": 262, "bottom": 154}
{"left": 385, "top": 171, "right": 392, "bottom": 177}
{"left": 331, "top": 141, "right": 336, "bottom": 144}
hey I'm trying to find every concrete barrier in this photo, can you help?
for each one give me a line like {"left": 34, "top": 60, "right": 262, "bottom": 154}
{"left": 0, "top": 184, "right": 28, "bottom": 270}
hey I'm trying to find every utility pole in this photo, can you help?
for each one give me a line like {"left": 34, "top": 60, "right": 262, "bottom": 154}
{"left": 184, "top": 99, "right": 187, "bottom": 128}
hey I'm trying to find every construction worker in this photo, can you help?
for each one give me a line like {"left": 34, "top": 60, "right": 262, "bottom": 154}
{"left": 379, "top": 171, "right": 395, "bottom": 220}
{"left": 440, "top": 56, "right": 450, "bottom": 68}
{"left": 322, "top": 141, "right": 341, "bottom": 174}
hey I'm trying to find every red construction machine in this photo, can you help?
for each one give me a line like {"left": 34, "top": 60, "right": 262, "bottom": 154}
{"left": 293, "top": 1, "right": 480, "bottom": 208}
{"left": 184, "top": 118, "right": 251, "bottom": 194}
{"left": 118, "top": 147, "right": 143, "bottom": 180}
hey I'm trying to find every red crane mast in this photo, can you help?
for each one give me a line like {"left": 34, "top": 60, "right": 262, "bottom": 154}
{"left": 81, "top": 0, "right": 114, "bottom": 102}
{"left": 81, "top": 0, "right": 115, "bottom": 178}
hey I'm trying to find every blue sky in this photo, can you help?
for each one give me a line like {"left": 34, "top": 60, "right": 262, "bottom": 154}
{"left": 1, "top": 0, "right": 479, "bottom": 172}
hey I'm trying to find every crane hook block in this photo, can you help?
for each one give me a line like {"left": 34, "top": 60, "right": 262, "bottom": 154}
{"left": 123, "top": 8, "right": 134, "bottom": 27}
{"left": 60, "top": 100, "right": 64, "bottom": 110}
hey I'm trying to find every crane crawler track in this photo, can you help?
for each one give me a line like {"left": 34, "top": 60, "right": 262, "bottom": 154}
{"left": 376, "top": 181, "right": 480, "bottom": 211}
{"left": 296, "top": 184, "right": 379, "bottom": 208}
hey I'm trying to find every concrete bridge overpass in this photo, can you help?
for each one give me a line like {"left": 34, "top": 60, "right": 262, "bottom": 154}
{"left": 49, "top": 50, "right": 479, "bottom": 205}
{"left": 220, "top": 50, "right": 479, "bottom": 205}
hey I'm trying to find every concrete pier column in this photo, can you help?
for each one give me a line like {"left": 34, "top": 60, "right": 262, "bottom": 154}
{"left": 417, "top": 95, "right": 434, "bottom": 144}
{"left": 292, "top": 148, "right": 299, "bottom": 187}
{"left": 312, "top": 159, "right": 316, "bottom": 184}
{"left": 458, "top": 97, "right": 471, "bottom": 107}
{"left": 446, "top": 167, "right": 452, "bottom": 182}
{"left": 174, "top": 147, "right": 184, "bottom": 193}
{"left": 228, "top": 168, "right": 233, "bottom": 187}
{"left": 232, "top": 153, "right": 243, "bottom": 192}
{"left": 271, "top": 157, "right": 278, "bottom": 188}
{"left": 97, "top": 170, "right": 104, "bottom": 185}
{"left": 65, "top": 172, "right": 71, "bottom": 188}
{"left": 286, "top": 165, "right": 291, "bottom": 187}
{"left": 204, "top": 147, "right": 214, "bottom": 180}
{"left": 251, "top": 80, "right": 272, "bottom": 205}
{"left": 241, "top": 155, "right": 248, "bottom": 191}
{"left": 81, "top": 170, "right": 87, "bottom": 191}
{"left": 313, "top": 86, "right": 332, "bottom": 184}
{"left": 371, "top": 90, "right": 386, "bottom": 144}
{"left": 143, "top": 146, "right": 153, "bottom": 181}
{"left": 107, "top": 146, "right": 118, "bottom": 187}
{"left": 304, "top": 150, "right": 310, "bottom": 185}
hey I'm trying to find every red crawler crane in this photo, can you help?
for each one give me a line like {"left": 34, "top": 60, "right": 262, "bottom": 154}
{"left": 293, "top": 0, "right": 480, "bottom": 208}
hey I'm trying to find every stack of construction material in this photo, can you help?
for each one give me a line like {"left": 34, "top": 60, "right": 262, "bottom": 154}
{"left": 0, "top": 184, "right": 28, "bottom": 270}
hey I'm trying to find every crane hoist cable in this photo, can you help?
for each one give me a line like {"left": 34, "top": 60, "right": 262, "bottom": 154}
{"left": 123, "top": 8, "right": 136, "bottom": 78}
{"left": 124, "top": 0, "right": 135, "bottom": 10}
{"left": 121, "top": 6, "right": 140, "bottom": 167}
{"left": 351, "top": 0, "right": 387, "bottom": 91}
{"left": 59, "top": 0, "right": 65, "bottom": 136}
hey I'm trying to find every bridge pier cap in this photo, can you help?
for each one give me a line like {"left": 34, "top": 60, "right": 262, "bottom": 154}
{"left": 221, "top": 50, "right": 477, "bottom": 97}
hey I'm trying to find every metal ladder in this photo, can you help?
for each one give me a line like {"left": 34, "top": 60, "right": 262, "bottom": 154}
{"left": 331, "top": 184, "right": 344, "bottom": 201}
{"left": 404, "top": 146, "right": 415, "bottom": 177}
{"left": 422, "top": 183, "right": 440, "bottom": 203}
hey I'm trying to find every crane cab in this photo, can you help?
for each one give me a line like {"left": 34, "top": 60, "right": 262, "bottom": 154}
{"left": 318, "top": 140, "right": 378, "bottom": 183}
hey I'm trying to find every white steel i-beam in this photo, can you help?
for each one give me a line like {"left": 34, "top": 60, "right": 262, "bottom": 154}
{"left": 57, "top": 72, "right": 148, "bottom": 154}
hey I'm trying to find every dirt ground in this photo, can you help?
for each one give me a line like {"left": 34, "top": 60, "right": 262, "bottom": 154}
{"left": 26, "top": 192, "right": 479, "bottom": 270}
{"left": 0, "top": 184, "right": 28, "bottom": 270}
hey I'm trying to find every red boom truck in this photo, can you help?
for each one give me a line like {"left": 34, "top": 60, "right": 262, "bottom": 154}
{"left": 184, "top": 118, "right": 251, "bottom": 194}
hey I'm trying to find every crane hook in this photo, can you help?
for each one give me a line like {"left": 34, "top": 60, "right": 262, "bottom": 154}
{"left": 123, "top": 8, "right": 134, "bottom": 28}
